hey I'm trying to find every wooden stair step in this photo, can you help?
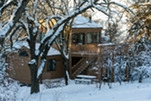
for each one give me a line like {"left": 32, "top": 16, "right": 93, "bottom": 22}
{"left": 71, "top": 58, "right": 96, "bottom": 79}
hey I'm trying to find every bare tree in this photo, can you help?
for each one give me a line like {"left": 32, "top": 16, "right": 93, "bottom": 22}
{"left": 0, "top": 0, "right": 138, "bottom": 94}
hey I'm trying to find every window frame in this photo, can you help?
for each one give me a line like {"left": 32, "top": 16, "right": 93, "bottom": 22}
{"left": 72, "top": 33, "right": 85, "bottom": 45}
{"left": 47, "top": 59, "right": 56, "bottom": 72}
{"left": 19, "top": 50, "right": 29, "bottom": 57}
{"left": 86, "top": 32, "right": 100, "bottom": 44}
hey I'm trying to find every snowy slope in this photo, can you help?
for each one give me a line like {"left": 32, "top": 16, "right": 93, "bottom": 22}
{"left": 16, "top": 79, "right": 151, "bottom": 101}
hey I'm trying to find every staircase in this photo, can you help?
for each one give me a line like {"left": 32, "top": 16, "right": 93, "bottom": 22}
{"left": 71, "top": 57, "right": 96, "bottom": 79}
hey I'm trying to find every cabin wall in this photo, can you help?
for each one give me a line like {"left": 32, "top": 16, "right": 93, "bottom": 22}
{"left": 6, "top": 52, "right": 31, "bottom": 84}
{"left": 7, "top": 50, "right": 64, "bottom": 84}
{"left": 42, "top": 55, "right": 64, "bottom": 80}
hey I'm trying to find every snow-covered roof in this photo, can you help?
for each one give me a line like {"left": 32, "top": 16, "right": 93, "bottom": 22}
{"left": 72, "top": 16, "right": 102, "bottom": 28}
{"left": 13, "top": 41, "right": 61, "bottom": 56}
{"left": 98, "top": 43, "right": 115, "bottom": 46}
{"left": 47, "top": 47, "right": 60, "bottom": 56}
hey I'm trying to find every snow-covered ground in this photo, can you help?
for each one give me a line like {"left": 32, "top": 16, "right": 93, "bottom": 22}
{"left": 16, "top": 79, "right": 151, "bottom": 101}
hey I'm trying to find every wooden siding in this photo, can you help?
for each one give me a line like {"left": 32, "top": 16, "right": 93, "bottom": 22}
{"left": 6, "top": 52, "right": 31, "bottom": 84}
{"left": 42, "top": 55, "right": 64, "bottom": 80}
{"left": 6, "top": 48, "right": 64, "bottom": 84}
{"left": 71, "top": 44, "right": 99, "bottom": 57}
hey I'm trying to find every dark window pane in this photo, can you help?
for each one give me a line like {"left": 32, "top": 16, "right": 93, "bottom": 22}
{"left": 93, "top": 32, "right": 100, "bottom": 43}
{"left": 80, "top": 34, "right": 85, "bottom": 44}
{"left": 72, "top": 33, "right": 79, "bottom": 44}
{"left": 72, "top": 33, "right": 85, "bottom": 45}
{"left": 87, "top": 32, "right": 100, "bottom": 43}
{"left": 87, "top": 32, "right": 93, "bottom": 43}
{"left": 19, "top": 50, "right": 29, "bottom": 57}
{"left": 47, "top": 59, "right": 56, "bottom": 71}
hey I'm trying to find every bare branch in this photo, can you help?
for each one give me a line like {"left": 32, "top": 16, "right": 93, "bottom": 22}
{"left": 110, "top": 2, "right": 140, "bottom": 21}
{"left": 36, "top": 1, "right": 94, "bottom": 56}
{"left": 93, "top": 5, "right": 109, "bottom": 16}
{"left": 9, "top": 24, "right": 23, "bottom": 48}
{"left": 0, "top": 0, "right": 17, "bottom": 17}
{"left": 0, "top": 0, "right": 29, "bottom": 40}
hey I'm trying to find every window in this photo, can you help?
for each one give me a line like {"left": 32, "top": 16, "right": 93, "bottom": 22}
{"left": 47, "top": 59, "right": 56, "bottom": 71}
{"left": 87, "top": 32, "right": 100, "bottom": 44}
{"left": 93, "top": 32, "right": 100, "bottom": 43}
{"left": 19, "top": 50, "right": 29, "bottom": 57}
{"left": 87, "top": 33, "right": 92, "bottom": 43}
{"left": 72, "top": 33, "right": 85, "bottom": 45}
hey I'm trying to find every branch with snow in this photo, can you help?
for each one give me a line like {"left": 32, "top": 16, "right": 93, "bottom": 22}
{"left": 9, "top": 24, "right": 23, "bottom": 48}
{"left": 37, "top": 0, "right": 95, "bottom": 56}
{"left": 0, "top": 0, "right": 17, "bottom": 17}
{"left": 37, "top": 59, "right": 46, "bottom": 79}
{"left": 0, "top": 0, "right": 29, "bottom": 46}
{"left": 109, "top": 1, "right": 139, "bottom": 21}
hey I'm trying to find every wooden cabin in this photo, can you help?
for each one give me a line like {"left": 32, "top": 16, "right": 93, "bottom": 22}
{"left": 69, "top": 16, "right": 128, "bottom": 82}
{"left": 6, "top": 16, "right": 128, "bottom": 84}
{"left": 69, "top": 16, "right": 102, "bottom": 79}
{"left": 6, "top": 42, "right": 65, "bottom": 84}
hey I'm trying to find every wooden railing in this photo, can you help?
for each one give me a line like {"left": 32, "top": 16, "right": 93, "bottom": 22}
{"left": 71, "top": 44, "right": 99, "bottom": 55}
{"left": 70, "top": 43, "right": 129, "bottom": 79}
{"left": 71, "top": 43, "right": 128, "bottom": 56}
{"left": 71, "top": 57, "right": 96, "bottom": 79}
{"left": 72, "top": 57, "right": 86, "bottom": 72}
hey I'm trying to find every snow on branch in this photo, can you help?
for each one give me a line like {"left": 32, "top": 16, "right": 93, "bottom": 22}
{"left": 35, "top": 0, "right": 137, "bottom": 58}
{"left": 36, "top": 1, "right": 94, "bottom": 56}
{"left": 0, "top": 0, "right": 29, "bottom": 39}
{"left": 137, "top": 2, "right": 151, "bottom": 6}
{"left": 93, "top": 5, "right": 109, "bottom": 16}
{"left": 37, "top": 59, "right": 46, "bottom": 79}
{"left": 19, "top": 19, "right": 30, "bottom": 38}
{"left": 25, "top": 11, "right": 35, "bottom": 23}
{"left": 9, "top": 24, "right": 23, "bottom": 48}
{"left": 33, "top": 0, "right": 39, "bottom": 27}
{"left": 36, "top": 23, "right": 66, "bottom": 57}
{"left": 29, "top": 59, "right": 37, "bottom": 65}
{"left": 0, "top": 0, "right": 15, "bottom": 17}
{"left": 62, "top": 0, "right": 69, "bottom": 14}
{"left": 109, "top": 1, "right": 139, "bottom": 21}
{"left": 48, "top": 23, "right": 66, "bottom": 46}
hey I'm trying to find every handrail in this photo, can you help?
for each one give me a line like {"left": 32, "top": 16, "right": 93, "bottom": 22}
{"left": 72, "top": 57, "right": 86, "bottom": 72}
{"left": 72, "top": 58, "right": 95, "bottom": 79}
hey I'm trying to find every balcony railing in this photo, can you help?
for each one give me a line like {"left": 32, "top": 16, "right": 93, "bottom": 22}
{"left": 71, "top": 43, "right": 128, "bottom": 56}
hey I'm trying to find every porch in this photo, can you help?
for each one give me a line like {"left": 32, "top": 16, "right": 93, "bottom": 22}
{"left": 69, "top": 43, "right": 128, "bottom": 82}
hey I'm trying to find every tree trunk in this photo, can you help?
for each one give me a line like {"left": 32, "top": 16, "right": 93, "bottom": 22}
{"left": 29, "top": 63, "right": 39, "bottom": 94}
{"left": 139, "top": 72, "right": 142, "bottom": 83}
{"left": 63, "top": 59, "right": 69, "bottom": 85}
{"left": 64, "top": 68, "right": 68, "bottom": 85}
